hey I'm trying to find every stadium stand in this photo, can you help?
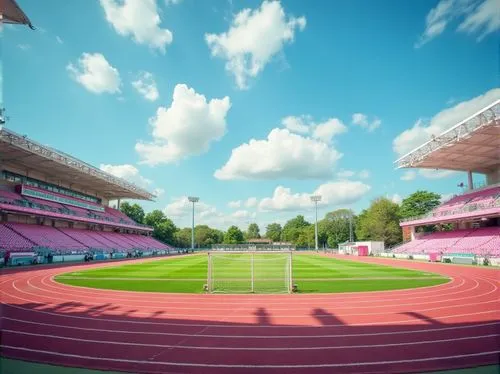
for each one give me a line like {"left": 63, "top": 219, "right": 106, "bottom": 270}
{"left": 393, "top": 100, "right": 499, "bottom": 262}
{"left": 0, "top": 126, "right": 172, "bottom": 265}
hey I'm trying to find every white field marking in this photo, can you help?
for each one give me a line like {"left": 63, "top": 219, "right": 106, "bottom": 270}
{"left": 38, "top": 274, "right": 476, "bottom": 307}
{"left": 3, "top": 329, "right": 498, "bottom": 351}
{"left": 55, "top": 276, "right": 444, "bottom": 281}
{"left": 1, "top": 345, "right": 499, "bottom": 368}
{"left": 22, "top": 276, "right": 498, "bottom": 316}
{"left": 4, "top": 316, "right": 499, "bottom": 339}
{"left": 45, "top": 272, "right": 463, "bottom": 300}
{"left": 2, "top": 300, "right": 499, "bottom": 329}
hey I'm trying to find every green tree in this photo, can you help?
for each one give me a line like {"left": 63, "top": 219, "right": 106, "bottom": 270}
{"left": 282, "top": 215, "right": 311, "bottom": 243}
{"left": 174, "top": 228, "right": 191, "bottom": 247}
{"left": 120, "top": 202, "right": 145, "bottom": 224}
{"left": 144, "top": 209, "right": 166, "bottom": 227}
{"left": 143, "top": 209, "right": 177, "bottom": 245}
{"left": 399, "top": 190, "right": 441, "bottom": 219}
{"left": 321, "top": 209, "right": 355, "bottom": 249}
{"left": 246, "top": 223, "right": 261, "bottom": 240}
{"left": 224, "top": 225, "right": 244, "bottom": 244}
{"left": 265, "top": 223, "right": 282, "bottom": 242}
{"left": 195, "top": 225, "right": 224, "bottom": 246}
{"left": 356, "top": 198, "right": 402, "bottom": 246}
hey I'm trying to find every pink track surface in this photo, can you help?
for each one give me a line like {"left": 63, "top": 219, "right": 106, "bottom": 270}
{"left": 1, "top": 255, "right": 499, "bottom": 373}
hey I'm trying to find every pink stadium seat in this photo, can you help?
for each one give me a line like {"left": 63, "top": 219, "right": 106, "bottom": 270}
{"left": 394, "top": 227, "right": 500, "bottom": 256}
{"left": 0, "top": 224, "right": 35, "bottom": 250}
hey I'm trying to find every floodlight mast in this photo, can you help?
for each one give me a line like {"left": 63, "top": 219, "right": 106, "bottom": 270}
{"left": 310, "top": 195, "right": 322, "bottom": 250}
{"left": 188, "top": 197, "right": 199, "bottom": 250}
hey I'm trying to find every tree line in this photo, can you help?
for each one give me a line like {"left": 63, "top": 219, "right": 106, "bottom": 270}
{"left": 120, "top": 190, "right": 442, "bottom": 248}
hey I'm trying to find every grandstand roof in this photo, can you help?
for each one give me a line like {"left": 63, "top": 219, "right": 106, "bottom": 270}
{"left": 1, "top": 0, "right": 34, "bottom": 28}
{"left": 0, "top": 126, "right": 155, "bottom": 200}
{"left": 394, "top": 100, "right": 500, "bottom": 174}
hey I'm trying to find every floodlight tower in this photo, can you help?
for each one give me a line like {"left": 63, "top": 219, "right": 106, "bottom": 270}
{"left": 188, "top": 196, "right": 199, "bottom": 250}
{"left": 310, "top": 195, "right": 322, "bottom": 250}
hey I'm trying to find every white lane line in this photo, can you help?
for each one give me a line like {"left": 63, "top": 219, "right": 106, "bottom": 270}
{"left": 35, "top": 275, "right": 476, "bottom": 310}
{"left": 3, "top": 329, "right": 498, "bottom": 350}
{"left": 10, "top": 276, "right": 499, "bottom": 318}
{"left": 2, "top": 303, "right": 499, "bottom": 330}
{"left": 4, "top": 316, "right": 499, "bottom": 338}
{"left": 1, "top": 345, "right": 499, "bottom": 368}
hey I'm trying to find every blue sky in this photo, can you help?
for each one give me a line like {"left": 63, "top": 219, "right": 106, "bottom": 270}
{"left": 2, "top": 0, "right": 499, "bottom": 230}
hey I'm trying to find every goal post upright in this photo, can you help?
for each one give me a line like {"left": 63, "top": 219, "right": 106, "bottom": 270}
{"left": 207, "top": 251, "right": 212, "bottom": 292}
{"left": 251, "top": 252, "right": 254, "bottom": 293}
{"left": 288, "top": 250, "right": 293, "bottom": 294}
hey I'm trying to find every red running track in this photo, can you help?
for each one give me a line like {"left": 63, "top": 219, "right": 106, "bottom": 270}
{"left": 1, "top": 255, "right": 499, "bottom": 373}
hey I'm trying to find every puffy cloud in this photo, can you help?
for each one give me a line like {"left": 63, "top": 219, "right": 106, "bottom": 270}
{"left": 153, "top": 188, "right": 165, "bottom": 197}
{"left": 282, "top": 115, "right": 347, "bottom": 142}
{"left": 165, "top": 197, "right": 256, "bottom": 229}
{"left": 245, "top": 197, "right": 258, "bottom": 208}
{"left": 358, "top": 169, "right": 370, "bottom": 179}
{"left": 458, "top": 0, "right": 500, "bottom": 40}
{"left": 390, "top": 194, "right": 403, "bottom": 205}
{"left": 165, "top": 0, "right": 182, "bottom": 4}
{"left": 67, "top": 53, "right": 121, "bottom": 94}
{"left": 100, "top": 0, "right": 173, "bottom": 53}
{"left": 419, "top": 169, "right": 458, "bottom": 179}
{"left": 415, "top": 0, "right": 499, "bottom": 48}
{"left": 99, "top": 164, "right": 152, "bottom": 187}
{"left": 352, "top": 113, "right": 381, "bottom": 132}
{"left": 214, "top": 128, "right": 343, "bottom": 180}
{"left": 400, "top": 170, "right": 417, "bottom": 181}
{"left": 258, "top": 180, "right": 371, "bottom": 212}
{"left": 393, "top": 88, "right": 500, "bottom": 157}
{"left": 281, "top": 115, "right": 310, "bottom": 134}
{"left": 136, "top": 84, "right": 231, "bottom": 165}
{"left": 205, "top": 0, "right": 306, "bottom": 89}
{"left": 132, "top": 71, "right": 159, "bottom": 101}
{"left": 337, "top": 169, "right": 370, "bottom": 179}
{"left": 228, "top": 200, "right": 241, "bottom": 208}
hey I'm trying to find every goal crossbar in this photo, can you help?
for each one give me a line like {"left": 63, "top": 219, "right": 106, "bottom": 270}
{"left": 207, "top": 251, "right": 293, "bottom": 294}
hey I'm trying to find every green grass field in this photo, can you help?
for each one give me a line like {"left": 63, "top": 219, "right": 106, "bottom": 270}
{"left": 55, "top": 253, "right": 448, "bottom": 294}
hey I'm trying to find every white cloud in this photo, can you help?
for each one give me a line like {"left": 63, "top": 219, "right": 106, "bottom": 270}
{"left": 312, "top": 118, "right": 348, "bottom": 143}
{"left": 99, "top": 164, "right": 152, "bottom": 187}
{"left": 205, "top": 0, "right": 306, "bottom": 89}
{"left": 165, "top": 0, "right": 183, "bottom": 4}
{"left": 165, "top": 196, "right": 256, "bottom": 229}
{"left": 228, "top": 200, "right": 241, "bottom": 208}
{"left": 136, "top": 84, "right": 231, "bottom": 165}
{"left": 245, "top": 197, "right": 258, "bottom": 208}
{"left": 153, "top": 188, "right": 165, "bottom": 197}
{"left": 337, "top": 169, "right": 370, "bottom": 179}
{"left": 214, "top": 128, "right": 343, "bottom": 180}
{"left": 132, "top": 71, "right": 159, "bottom": 101}
{"left": 415, "top": 0, "right": 499, "bottom": 48}
{"left": 100, "top": 0, "right": 173, "bottom": 53}
{"left": 358, "top": 169, "right": 370, "bottom": 179}
{"left": 352, "top": 113, "right": 381, "bottom": 132}
{"left": 258, "top": 180, "right": 371, "bottom": 212}
{"left": 18, "top": 44, "right": 31, "bottom": 51}
{"left": 390, "top": 194, "right": 403, "bottom": 205}
{"left": 232, "top": 209, "right": 251, "bottom": 219}
{"left": 281, "top": 115, "right": 310, "bottom": 134}
{"left": 419, "top": 169, "right": 458, "bottom": 179}
{"left": 337, "top": 169, "right": 356, "bottom": 179}
{"left": 393, "top": 88, "right": 500, "bottom": 157}
{"left": 400, "top": 170, "right": 417, "bottom": 181}
{"left": 67, "top": 53, "right": 121, "bottom": 94}
{"left": 282, "top": 115, "right": 347, "bottom": 142}
{"left": 458, "top": 0, "right": 500, "bottom": 40}
{"left": 56, "top": 36, "right": 63, "bottom": 44}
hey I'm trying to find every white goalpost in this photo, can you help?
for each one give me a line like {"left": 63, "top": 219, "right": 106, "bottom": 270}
{"left": 207, "top": 250, "right": 293, "bottom": 294}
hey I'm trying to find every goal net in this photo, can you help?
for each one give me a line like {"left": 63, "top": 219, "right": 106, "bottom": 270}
{"left": 207, "top": 251, "right": 293, "bottom": 293}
